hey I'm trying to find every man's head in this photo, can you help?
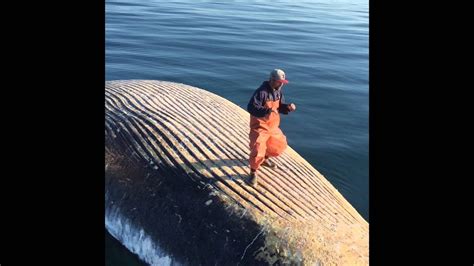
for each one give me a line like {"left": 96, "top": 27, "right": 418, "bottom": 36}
{"left": 269, "top": 69, "right": 288, "bottom": 89}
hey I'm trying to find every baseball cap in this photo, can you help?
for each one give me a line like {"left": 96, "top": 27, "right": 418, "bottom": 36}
{"left": 269, "top": 69, "right": 289, "bottom": 84}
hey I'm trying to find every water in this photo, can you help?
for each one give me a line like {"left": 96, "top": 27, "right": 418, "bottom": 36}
{"left": 106, "top": 0, "right": 368, "bottom": 264}
{"left": 106, "top": 230, "right": 147, "bottom": 266}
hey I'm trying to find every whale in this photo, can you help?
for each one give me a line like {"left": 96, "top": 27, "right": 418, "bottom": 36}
{"left": 105, "top": 80, "right": 369, "bottom": 265}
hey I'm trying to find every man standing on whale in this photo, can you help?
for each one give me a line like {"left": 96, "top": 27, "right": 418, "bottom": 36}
{"left": 246, "top": 69, "right": 296, "bottom": 186}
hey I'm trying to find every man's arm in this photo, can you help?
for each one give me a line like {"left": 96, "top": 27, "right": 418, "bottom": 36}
{"left": 278, "top": 93, "right": 291, "bottom": 114}
{"left": 247, "top": 90, "right": 272, "bottom": 117}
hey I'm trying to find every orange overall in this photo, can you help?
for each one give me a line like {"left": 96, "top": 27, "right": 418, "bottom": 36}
{"left": 249, "top": 98, "right": 287, "bottom": 171}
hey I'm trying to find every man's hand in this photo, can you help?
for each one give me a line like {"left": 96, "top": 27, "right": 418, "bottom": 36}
{"left": 288, "top": 103, "right": 296, "bottom": 112}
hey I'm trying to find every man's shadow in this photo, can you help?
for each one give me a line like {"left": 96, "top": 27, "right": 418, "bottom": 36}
{"left": 180, "top": 157, "right": 252, "bottom": 185}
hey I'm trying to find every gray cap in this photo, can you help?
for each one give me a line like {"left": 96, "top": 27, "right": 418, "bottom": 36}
{"left": 269, "top": 69, "right": 289, "bottom": 83}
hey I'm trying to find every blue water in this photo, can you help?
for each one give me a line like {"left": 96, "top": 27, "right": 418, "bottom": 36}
{"left": 106, "top": 0, "right": 368, "bottom": 264}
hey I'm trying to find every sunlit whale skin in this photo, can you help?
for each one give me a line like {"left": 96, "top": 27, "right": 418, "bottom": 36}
{"left": 105, "top": 80, "right": 368, "bottom": 265}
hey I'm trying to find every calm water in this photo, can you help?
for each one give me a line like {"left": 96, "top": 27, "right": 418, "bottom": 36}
{"left": 106, "top": 0, "right": 368, "bottom": 264}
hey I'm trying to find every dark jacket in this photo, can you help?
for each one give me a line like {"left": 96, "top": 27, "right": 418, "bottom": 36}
{"left": 247, "top": 81, "right": 291, "bottom": 117}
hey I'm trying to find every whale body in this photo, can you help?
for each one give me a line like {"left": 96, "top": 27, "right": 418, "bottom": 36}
{"left": 105, "top": 80, "right": 368, "bottom": 265}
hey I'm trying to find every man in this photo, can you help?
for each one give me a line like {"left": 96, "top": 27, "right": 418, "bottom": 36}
{"left": 246, "top": 69, "right": 296, "bottom": 186}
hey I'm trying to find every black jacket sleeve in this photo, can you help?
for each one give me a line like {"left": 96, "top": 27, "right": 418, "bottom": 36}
{"left": 278, "top": 93, "right": 291, "bottom": 114}
{"left": 247, "top": 90, "right": 272, "bottom": 118}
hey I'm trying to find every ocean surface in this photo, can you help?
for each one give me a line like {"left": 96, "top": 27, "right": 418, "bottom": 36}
{"left": 106, "top": 0, "right": 368, "bottom": 264}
